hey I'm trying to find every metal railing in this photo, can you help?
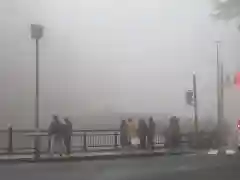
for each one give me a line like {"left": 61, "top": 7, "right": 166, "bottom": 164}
{"left": 0, "top": 127, "right": 166, "bottom": 154}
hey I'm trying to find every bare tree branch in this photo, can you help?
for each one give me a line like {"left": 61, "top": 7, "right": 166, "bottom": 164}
{"left": 212, "top": 0, "right": 240, "bottom": 21}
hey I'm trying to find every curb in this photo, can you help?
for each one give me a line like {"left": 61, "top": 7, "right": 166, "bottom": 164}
{"left": 0, "top": 151, "right": 195, "bottom": 163}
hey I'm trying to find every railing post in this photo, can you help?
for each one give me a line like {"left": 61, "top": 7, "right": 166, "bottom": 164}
{"left": 8, "top": 124, "right": 13, "bottom": 153}
{"left": 83, "top": 132, "right": 87, "bottom": 151}
{"left": 33, "top": 137, "right": 40, "bottom": 161}
{"left": 33, "top": 129, "right": 41, "bottom": 161}
{"left": 114, "top": 132, "right": 118, "bottom": 148}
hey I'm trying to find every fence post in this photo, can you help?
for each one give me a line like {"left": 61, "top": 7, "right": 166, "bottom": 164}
{"left": 8, "top": 124, "right": 13, "bottom": 153}
{"left": 83, "top": 132, "right": 87, "bottom": 151}
{"left": 33, "top": 137, "right": 40, "bottom": 161}
{"left": 114, "top": 132, "right": 118, "bottom": 148}
{"left": 33, "top": 129, "right": 41, "bottom": 161}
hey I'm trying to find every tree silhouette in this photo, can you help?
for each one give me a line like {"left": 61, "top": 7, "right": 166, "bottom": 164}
{"left": 212, "top": 0, "right": 240, "bottom": 20}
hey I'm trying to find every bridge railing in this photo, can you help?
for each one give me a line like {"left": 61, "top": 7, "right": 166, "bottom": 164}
{"left": 0, "top": 127, "right": 166, "bottom": 154}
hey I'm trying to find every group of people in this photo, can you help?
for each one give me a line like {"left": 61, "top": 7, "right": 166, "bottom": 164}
{"left": 120, "top": 117, "right": 156, "bottom": 149}
{"left": 48, "top": 115, "right": 72, "bottom": 156}
{"left": 47, "top": 115, "right": 181, "bottom": 156}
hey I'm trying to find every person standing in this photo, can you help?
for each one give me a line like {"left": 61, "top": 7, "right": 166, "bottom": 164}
{"left": 167, "top": 116, "right": 180, "bottom": 148}
{"left": 63, "top": 117, "right": 72, "bottom": 156}
{"left": 138, "top": 119, "right": 148, "bottom": 149}
{"left": 148, "top": 117, "right": 156, "bottom": 150}
{"left": 120, "top": 120, "right": 128, "bottom": 148}
{"left": 48, "top": 115, "right": 65, "bottom": 156}
{"left": 127, "top": 118, "right": 137, "bottom": 146}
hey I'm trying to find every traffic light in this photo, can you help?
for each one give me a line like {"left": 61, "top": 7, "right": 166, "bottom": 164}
{"left": 185, "top": 90, "right": 193, "bottom": 105}
{"left": 237, "top": 119, "right": 240, "bottom": 129}
{"left": 234, "top": 72, "right": 240, "bottom": 87}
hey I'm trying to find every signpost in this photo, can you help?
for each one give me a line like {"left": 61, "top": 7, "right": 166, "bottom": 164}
{"left": 185, "top": 90, "right": 193, "bottom": 105}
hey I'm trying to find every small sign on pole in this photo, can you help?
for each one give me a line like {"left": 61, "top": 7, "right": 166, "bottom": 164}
{"left": 31, "top": 24, "right": 44, "bottom": 40}
{"left": 185, "top": 90, "right": 193, "bottom": 106}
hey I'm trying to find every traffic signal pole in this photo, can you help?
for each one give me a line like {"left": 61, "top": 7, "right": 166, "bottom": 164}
{"left": 185, "top": 73, "right": 199, "bottom": 146}
{"left": 193, "top": 73, "right": 199, "bottom": 136}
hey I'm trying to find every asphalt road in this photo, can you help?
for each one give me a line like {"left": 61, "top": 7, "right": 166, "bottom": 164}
{"left": 1, "top": 153, "right": 240, "bottom": 180}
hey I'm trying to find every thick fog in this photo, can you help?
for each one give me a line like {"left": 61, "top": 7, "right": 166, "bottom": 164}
{"left": 0, "top": 0, "right": 240, "bottom": 129}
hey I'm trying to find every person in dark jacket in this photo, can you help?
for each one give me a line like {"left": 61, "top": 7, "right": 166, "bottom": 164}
{"left": 48, "top": 115, "right": 65, "bottom": 156}
{"left": 166, "top": 116, "right": 180, "bottom": 148}
{"left": 148, "top": 117, "right": 156, "bottom": 150}
{"left": 120, "top": 120, "right": 128, "bottom": 148}
{"left": 63, "top": 118, "right": 72, "bottom": 155}
{"left": 48, "top": 115, "right": 60, "bottom": 136}
{"left": 138, "top": 119, "right": 148, "bottom": 149}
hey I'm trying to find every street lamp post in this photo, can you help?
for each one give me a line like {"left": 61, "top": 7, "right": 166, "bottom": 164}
{"left": 30, "top": 24, "right": 44, "bottom": 160}
{"left": 31, "top": 24, "right": 43, "bottom": 130}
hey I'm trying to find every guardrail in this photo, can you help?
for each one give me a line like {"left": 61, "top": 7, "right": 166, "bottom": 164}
{"left": 0, "top": 127, "right": 166, "bottom": 154}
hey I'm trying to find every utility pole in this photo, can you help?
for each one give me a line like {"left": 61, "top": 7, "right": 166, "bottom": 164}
{"left": 193, "top": 73, "right": 199, "bottom": 142}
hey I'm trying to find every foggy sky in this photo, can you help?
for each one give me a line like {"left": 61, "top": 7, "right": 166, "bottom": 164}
{"left": 0, "top": 0, "right": 240, "bottom": 128}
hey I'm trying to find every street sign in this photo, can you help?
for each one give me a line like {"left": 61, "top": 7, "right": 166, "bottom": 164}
{"left": 185, "top": 90, "right": 193, "bottom": 105}
{"left": 31, "top": 24, "right": 44, "bottom": 40}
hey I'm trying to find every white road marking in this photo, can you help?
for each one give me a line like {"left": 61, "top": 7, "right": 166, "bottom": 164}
{"left": 208, "top": 149, "right": 219, "bottom": 155}
{"left": 225, "top": 149, "right": 236, "bottom": 155}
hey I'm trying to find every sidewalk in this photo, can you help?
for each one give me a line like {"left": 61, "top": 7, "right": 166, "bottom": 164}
{"left": 0, "top": 148, "right": 195, "bottom": 163}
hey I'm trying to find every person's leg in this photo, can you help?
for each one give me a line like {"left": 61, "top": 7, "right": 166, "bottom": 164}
{"left": 55, "top": 136, "right": 65, "bottom": 156}
{"left": 149, "top": 135, "right": 154, "bottom": 150}
{"left": 120, "top": 135, "right": 123, "bottom": 148}
{"left": 63, "top": 137, "right": 68, "bottom": 154}
{"left": 147, "top": 135, "right": 151, "bottom": 148}
{"left": 61, "top": 137, "right": 66, "bottom": 155}
{"left": 151, "top": 135, "right": 154, "bottom": 150}
{"left": 50, "top": 135, "right": 55, "bottom": 156}
{"left": 66, "top": 136, "right": 71, "bottom": 155}
{"left": 143, "top": 136, "right": 146, "bottom": 149}
{"left": 140, "top": 137, "right": 144, "bottom": 149}
{"left": 69, "top": 136, "right": 72, "bottom": 154}
{"left": 55, "top": 137, "right": 60, "bottom": 155}
{"left": 128, "top": 135, "right": 131, "bottom": 145}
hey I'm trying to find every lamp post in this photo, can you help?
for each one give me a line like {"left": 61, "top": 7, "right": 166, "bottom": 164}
{"left": 30, "top": 24, "right": 44, "bottom": 130}
{"left": 30, "top": 24, "right": 44, "bottom": 160}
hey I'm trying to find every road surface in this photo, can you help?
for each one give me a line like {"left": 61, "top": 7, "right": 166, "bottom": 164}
{"left": 1, "top": 153, "right": 240, "bottom": 180}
